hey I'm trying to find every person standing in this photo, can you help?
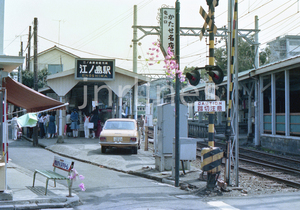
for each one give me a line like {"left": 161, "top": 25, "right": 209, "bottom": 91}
{"left": 38, "top": 113, "right": 45, "bottom": 138}
{"left": 70, "top": 109, "right": 79, "bottom": 138}
{"left": 83, "top": 112, "right": 90, "bottom": 138}
{"left": 43, "top": 112, "right": 50, "bottom": 138}
{"left": 48, "top": 112, "right": 56, "bottom": 138}
{"left": 65, "top": 111, "right": 72, "bottom": 137}
{"left": 90, "top": 110, "right": 98, "bottom": 139}
{"left": 11, "top": 114, "right": 18, "bottom": 141}
{"left": 140, "top": 115, "right": 145, "bottom": 141}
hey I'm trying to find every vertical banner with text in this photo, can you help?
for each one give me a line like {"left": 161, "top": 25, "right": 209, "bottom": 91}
{"left": 160, "top": 8, "right": 176, "bottom": 57}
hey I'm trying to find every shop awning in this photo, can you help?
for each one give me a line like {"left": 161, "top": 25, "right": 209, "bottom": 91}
{"left": 2, "top": 77, "right": 66, "bottom": 112}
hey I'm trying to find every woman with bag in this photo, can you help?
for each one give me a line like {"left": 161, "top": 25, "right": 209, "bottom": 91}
{"left": 48, "top": 112, "right": 56, "bottom": 138}
{"left": 83, "top": 113, "right": 90, "bottom": 138}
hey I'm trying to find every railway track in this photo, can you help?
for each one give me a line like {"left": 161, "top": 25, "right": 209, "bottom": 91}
{"left": 147, "top": 127, "right": 300, "bottom": 189}
{"left": 197, "top": 141, "right": 300, "bottom": 189}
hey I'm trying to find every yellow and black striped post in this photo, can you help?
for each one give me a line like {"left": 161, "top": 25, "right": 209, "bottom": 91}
{"left": 207, "top": 0, "right": 215, "bottom": 149}
{"left": 225, "top": 0, "right": 238, "bottom": 185}
{"left": 201, "top": 147, "right": 223, "bottom": 188}
{"left": 199, "top": 0, "right": 224, "bottom": 190}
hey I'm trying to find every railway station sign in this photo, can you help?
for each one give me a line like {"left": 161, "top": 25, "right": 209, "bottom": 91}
{"left": 75, "top": 58, "right": 115, "bottom": 81}
{"left": 194, "top": 101, "right": 226, "bottom": 112}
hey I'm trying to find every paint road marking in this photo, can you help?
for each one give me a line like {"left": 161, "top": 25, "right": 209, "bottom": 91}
{"left": 207, "top": 201, "right": 239, "bottom": 210}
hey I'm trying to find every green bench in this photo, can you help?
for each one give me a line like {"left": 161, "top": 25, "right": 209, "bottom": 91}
{"left": 32, "top": 156, "right": 75, "bottom": 196}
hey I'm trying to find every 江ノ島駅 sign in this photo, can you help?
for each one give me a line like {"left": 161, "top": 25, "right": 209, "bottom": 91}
{"left": 75, "top": 58, "right": 115, "bottom": 81}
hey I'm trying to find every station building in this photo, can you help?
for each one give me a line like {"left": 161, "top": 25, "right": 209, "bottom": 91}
{"left": 30, "top": 46, "right": 149, "bottom": 135}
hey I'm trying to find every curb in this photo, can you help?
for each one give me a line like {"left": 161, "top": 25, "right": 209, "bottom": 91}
{"left": 21, "top": 136, "right": 201, "bottom": 192}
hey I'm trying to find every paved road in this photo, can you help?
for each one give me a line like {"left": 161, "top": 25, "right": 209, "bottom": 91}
{"left": 8, "top": 139, "right": 212, "bottom": 210}
{"left": 8, "top": 138, "right": 300, "bottom": 210}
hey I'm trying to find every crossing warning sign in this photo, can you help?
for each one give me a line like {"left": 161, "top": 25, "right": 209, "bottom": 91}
{"left": 194, "top": 101, "right": 225, "bottom": 112}
{"left": 199, "top": 6, "right": 217, "bottom": 41}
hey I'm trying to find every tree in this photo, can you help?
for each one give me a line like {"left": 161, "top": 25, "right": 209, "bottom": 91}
{"left": 259, "top": 47, "right": 271, "bottom": 66}
{"left": 214, "top": 37, "right": 271, "bottom": 74}
{"left": 22, "top": 68, "right": 50, "bottom": 89}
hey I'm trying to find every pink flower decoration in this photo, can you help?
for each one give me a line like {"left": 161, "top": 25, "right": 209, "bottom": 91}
{"left": 79, "top": 183, "right": 86, "bottom": 191}
{"left": 145, "top": 41, "right": 185, "bottom": 83}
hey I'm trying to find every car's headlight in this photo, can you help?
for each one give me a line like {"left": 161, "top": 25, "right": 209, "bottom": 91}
{"left": 100, "top": 137, "right": 106, "bottom": 142}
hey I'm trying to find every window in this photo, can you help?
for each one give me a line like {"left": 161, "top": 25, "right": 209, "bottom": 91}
{"left": 48, "top": 64, "right": 63, "bottom": 75}
{"left": 263, "top": 75, "right": 271, "bottom": 134}
{"left": 289, "top": 69, "right": 300, "bottom": 136}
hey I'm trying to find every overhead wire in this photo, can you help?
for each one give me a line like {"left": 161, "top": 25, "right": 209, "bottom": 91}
{"left": 4, "top": 25, "right": 30, "bottom": 51}
{"left": 39, "top": 35, "right": 136, "bottom": 61}
{"left": 259, "top": 0, "right": 298, "bottom": 27}
{"left": 235, "top": 0, "right": 300, "bottom": 49}
{"left": 239, "top": 0, "right": 273, "bottom": 19}
{"left": 242, "top": 0, "right": 293, "bottom": 28}
{"left": 13, "top": 0, "right": 300, "bottom": 73}
{"left": 74, "top": 0, "right": 154, "bottom": 49}
{"left": 72, "top": 0, "right": 152, "bottom": 47}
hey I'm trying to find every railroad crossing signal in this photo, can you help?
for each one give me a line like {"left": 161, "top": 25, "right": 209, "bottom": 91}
{"left": 199, "top": 4, "right": 218, "bottom": 41}
{"left": 186, "top": 69, "right": 201, "bottom": 86}
{"left": 186, "top": 65, "right": 224, "bottom": 86}
{"left": 205, "top": 65, "right": 224, "bottom": 85}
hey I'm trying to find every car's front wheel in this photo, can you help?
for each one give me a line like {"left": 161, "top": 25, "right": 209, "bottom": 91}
{"left": 101, "top": 146, "right": 107, "bottom": 153}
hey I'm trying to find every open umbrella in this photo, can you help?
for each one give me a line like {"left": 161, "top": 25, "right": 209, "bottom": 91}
{"left": 17, "top": 113, "right": 38, "bottom": 128}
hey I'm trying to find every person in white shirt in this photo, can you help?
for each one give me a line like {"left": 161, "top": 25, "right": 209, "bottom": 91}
{"left": 83, "top": 113, "right": 90, "bottom": 138}
{"left": 43, "top": 113, "right": 50, "bottom": 138}
{"left": 11, "top": 114, "right": 18, "bottom": 141}
{"left": 38, "top": 113, "right": 45, "bottom": 138}
{"left": 65, "top": 111, "right": 72, "bottom": 137}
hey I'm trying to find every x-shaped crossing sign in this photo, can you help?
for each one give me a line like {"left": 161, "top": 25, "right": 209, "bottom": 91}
{"left": 199, "top": 4, "right": 218, "bottom": 41}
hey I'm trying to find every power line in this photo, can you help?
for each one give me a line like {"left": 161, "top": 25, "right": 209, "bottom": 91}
{"left": 240, "top": 0, "right": 273, "bottom": 19}
{"left": 73, "top": 0, "right": 153, "bottom": 49}
{"left": 39, "top": 35, "right": 131, "bottom": 61}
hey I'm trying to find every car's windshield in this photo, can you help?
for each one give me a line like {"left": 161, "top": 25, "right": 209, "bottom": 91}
{"left": 104, "top": 121, "right": 135, "bottom": 130}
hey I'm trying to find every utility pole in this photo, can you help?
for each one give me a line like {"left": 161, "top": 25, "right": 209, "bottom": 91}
{"left": 132, "top": 5, "right": 138, "bottom": 120}
{"left": 18, "top": 42, "right": 23, "bottom": 83}
{"left": 27, "top": 26, "right": 31, "bottom": 71}
{"left": 174, "top": 0, "right": 180, "bottom": 187}
{"left": 33, "top": 17, "right": 38, "bottom": 147}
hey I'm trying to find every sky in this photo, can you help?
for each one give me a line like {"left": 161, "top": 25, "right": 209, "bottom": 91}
{"left": 3, "top": 0, "right": 300, "bottom": 75}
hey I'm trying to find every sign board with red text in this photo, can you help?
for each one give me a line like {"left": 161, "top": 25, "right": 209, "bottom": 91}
{"left": 194, "top": 101, "right": 226, "bottom": 112}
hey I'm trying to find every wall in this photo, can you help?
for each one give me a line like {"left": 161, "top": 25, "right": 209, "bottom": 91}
{"left": 31, "top": 49, "right": 75, "bottom": 72}
{"left": 261, "top": 135, "right": 300, "bottom": 155}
